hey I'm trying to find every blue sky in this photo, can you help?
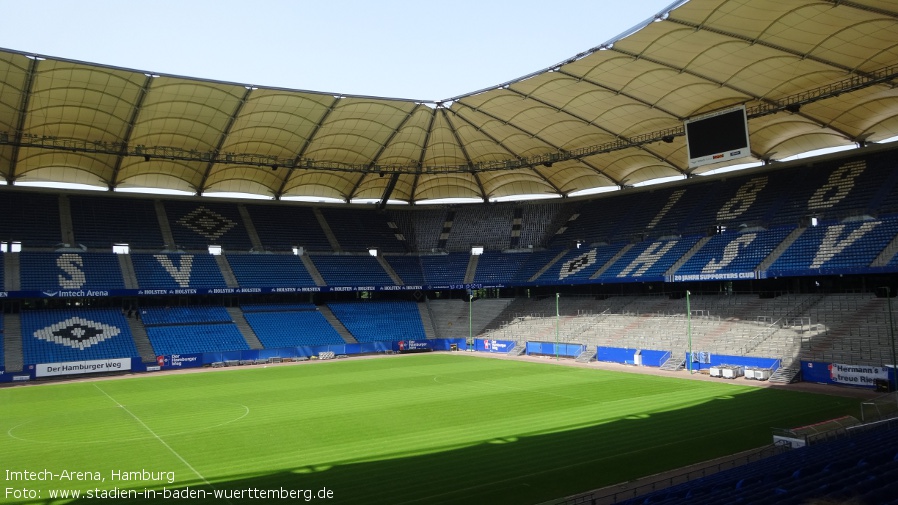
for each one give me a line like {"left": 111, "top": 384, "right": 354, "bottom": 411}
{"left": 0, "top": 0, "right": 679, "bottom": 100}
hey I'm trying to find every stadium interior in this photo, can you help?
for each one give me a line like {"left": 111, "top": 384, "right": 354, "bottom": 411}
{"left": 2, "top": 0, "right": 898, "bottom": 503}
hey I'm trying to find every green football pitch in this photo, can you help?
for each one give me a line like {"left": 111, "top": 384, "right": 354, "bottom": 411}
{"left": 1, "top": 354, "right": 857, "bottom": 505}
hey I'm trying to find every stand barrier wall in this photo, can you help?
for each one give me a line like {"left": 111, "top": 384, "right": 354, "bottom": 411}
{"left": 474, "top": 339, "right": 517, "bottom": 353}
{"left": 685, "top": 353, "right": 781, "bottom": 372}
{"left": 597, "top": 346, "right": 670, "bottom": 367}
{"left": 2, "top": 338, "right": 471, "bottom": 382}
{"left": 526, "top": 341, "right": 585, "bottom": 357}
{"left": 801, "top": 361, "right": 895, "bottom": 389}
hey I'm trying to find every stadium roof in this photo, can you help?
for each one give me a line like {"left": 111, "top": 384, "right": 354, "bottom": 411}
{"left": 1, "top": 0, "right": 897, "bottom": 204}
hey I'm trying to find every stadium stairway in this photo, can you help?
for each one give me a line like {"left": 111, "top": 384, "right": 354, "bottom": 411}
{"left": 3, "top": 313, "right": 24, "bottom": 372}
{"left": 871, "top": 230, "right": 898, "bottom": 266}
{"left": 4, "top": 252, "right": 21, "bottom": 291}
{"left": 665, "top": 236, "right": 712, "bottom": 276}
{"left": 126, "top": 316, "right": 159, "bottom": 363}
{"left": 757, "top": 227, "right": 807, "bottom": 270}
{"left": 659, "top": 356, "right": 685, "bottom": 371}
{"left": 313, "top": 208, "right": 342, "bottom": 252}
{"left": 154, "top": 200, "right": 177, "bottom": 249}
{"left": 418, "top": 301, "right": 437, "bottom": 339}
{"left": 507, "top": 342, "right": 526, "bottom": 356}
{"left": 214, "top": 255, "right": 240, "bottom": 288}
{"left": 237, "top": 204, "right": 265, "bottom": 251}
{"left": 590, "top": 243, "right": 635, "bottom": 279}
{"left": 463, "top": 254, "right": 479, "bottom": 284}
{"left": 376, "top": 255, "right": 404, "bottom": 285}
{"left": 117, "top": 254, "right": 139, "bottom": 289}
{"left": 768, "top": 359, "right": 801, "bottom": 384}
{"left": 226, "top": 307, "right": 264, "bottom": 350}
{"left": 528, "top": 249, "right": 569, "bottom": 282}
{"left": 58, "top": 193, "right": 75, "bottom": 245}
{"left": 575, "top": 348, "right": 595, "bottom": 362}
{"left": 317, "top": 305, "right": 358, "bottom": 343}
{"left": 299, "top": 255, "right": 327, "bottom": 286}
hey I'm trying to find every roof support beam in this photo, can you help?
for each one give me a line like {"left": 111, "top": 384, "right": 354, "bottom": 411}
{"left": 377, "top": 173, "right": 400, "bottom": 209}
{"left": 822, "top": 0, "right": 898, "bottom": 20}
{"left": 7, "top": 57, "right": 39, "bottom": 184}
{"left": 453, "top": 102, "right": 625, "bottom": 186}
{"left": 554, "top": 68, "right": 682, "bottom": 120}
{"left": 408, "top": 107, "right": 439, "bottom": 204}
{"left": 666, "top": 17, "right": 882, "bottom": 81}
{"left": 504, "top": 87, "right": 684, "bottom": 175}
{"left": 440, "top": 108, "right": 488, "bottom": 201}
{"left": 276, "top": 96, "right": 339, "bottom": 199}
{"left": 109, "top": 74, "right": 154, "bottom": 190}
{"left": 350, "top": 104, "right": 420, "bottom": 203}
{"left": 609, "top": 46, "right": 860, "bottom": 144}
{"left": 446, "top": 108, "right": 568, "bottom": 194}
{"left": 197, "top": 86, "right": 254, "bottom": 195}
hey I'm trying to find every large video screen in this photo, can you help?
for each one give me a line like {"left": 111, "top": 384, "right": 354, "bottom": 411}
{"left": 685, "top": 106, "right": 750, "bottom": 169}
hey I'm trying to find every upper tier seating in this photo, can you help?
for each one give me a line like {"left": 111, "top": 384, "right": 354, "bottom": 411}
{"left": 132, "top": 253, "right": 227, "bottom": 289}
{"left": 320, "top": 208, "right": 406, "bottom": 253}
{"left": 21, "top": 308, "right": 139, "bottom": 364}
{"left": 388, "top": 207, "right": 447, "bottom": 252}
{"left": 327, "top": 301, "right": 426, "bottom": 342}
{"left": 246, "top": 204, "right": 331, "bottom": 252}
{"left": 164, "top": 200, "right": 252, "bottom": 251}
{"left": 69, "top": 195, "right": 163, "bottom": 249}
{"left": 0, "top": 191, "right": 61, "bottom": 246}
{"left": 445, "top": 205, "right": 514, "bottom": 252}
{"left": 518, "top": 202, "right": 566, "bottom": 249}
{"left": 20, "top": 252, "right": 125, "bottom": 291}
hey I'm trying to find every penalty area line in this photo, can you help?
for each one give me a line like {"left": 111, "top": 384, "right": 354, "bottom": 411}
{"left": 92, "top": 383, "right": 228, "bottom": 502}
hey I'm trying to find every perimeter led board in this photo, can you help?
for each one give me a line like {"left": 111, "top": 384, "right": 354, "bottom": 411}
{"left": 685, "top": 106, "right": 750, "bottom": 169}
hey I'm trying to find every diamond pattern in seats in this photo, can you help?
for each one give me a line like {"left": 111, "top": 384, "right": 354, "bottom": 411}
{"left": 177, "top": 206, "right": 237, "bottom": 241}
{"left": 33, "top": 317, "right": 121, "bottom": 350}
